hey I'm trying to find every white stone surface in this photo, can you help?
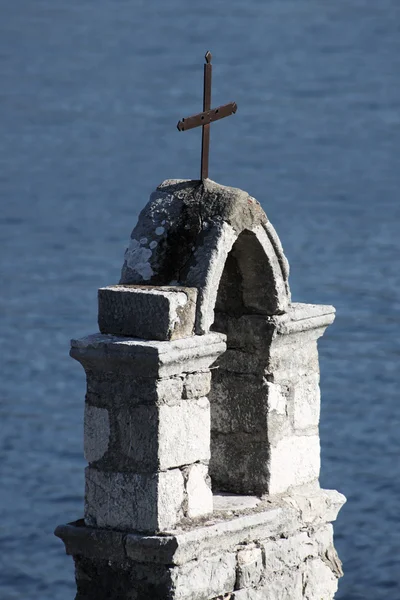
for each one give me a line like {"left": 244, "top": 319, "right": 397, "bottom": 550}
{"left": 213, "top": 493, "right": 261, "bottom": 512}
{"left": 262, "top": 531, "right": 318, "bottom": 572}
{"left": 292, "top": 373, "right": 321, "bottom": 430}
{"left": 236, "top": 545, "right": 264, "bottom": 588}
{"left": 84, "top": 467, "right": 184, "bottom": 532}
{"left": 171, "top": 552, "right": 236, "bottom": 600}
{"left": 158, "top": 398, "right": 211, "bottom": 469}
{"left": 233, "top": 569, "right": 303, "bottom": 600}
{"left": 267, "top": 381, "right": 287, "bottom": 415}
{"left": 84, "top": 405, "right": 110, "bottom": 463}
{"left": 185, "top": 463, "right": 213, "bottom": 518}
{"left": 183, "top": 371, "right": 211, "bottom": 399}
{"left": 269, "top": 435, "right": 321, "bottom": 494}
{"left": 302, "top": 557, "right": 339, "bottom": 599}
{"left": 282, "top": 488, "right": 346, "bottom": 528}
{"left": 116, "top": 398, "right": 210, "bottom": 470}
{"left": 157, "top": 469, "right": 186, "bottom": 531}
{"left": 156, "top": 376, "right": 184, "bottom": 405}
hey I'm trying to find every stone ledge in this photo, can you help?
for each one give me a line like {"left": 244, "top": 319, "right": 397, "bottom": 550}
{"left": 270, "top": 303, "right": 336, "bottom": 336}
{"left": 55, "top": 488, "right": 345, "bottom": 567}
{"left": 70, "top": 332, "right": 226, "bottom": 377}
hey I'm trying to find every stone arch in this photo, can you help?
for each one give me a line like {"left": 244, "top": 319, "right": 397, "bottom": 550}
{"left": 119, "top": 179, "right": 291, "bottom": 337}
{"left": 186, "top": 222, "right": 290, "bottom": 334}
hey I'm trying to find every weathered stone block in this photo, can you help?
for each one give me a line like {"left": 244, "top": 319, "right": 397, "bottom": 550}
{"left": 57, "top": 488, "right": 345, "bottom": 568}
{"left": 111, "top": 398, "right": 211, "bottom": 471}
{"left": 216, "top": 348, "right": 265, "bottom": 375}
{"left": 262, "top": 531, "right": 318, "bottom": 572}
{"left": 184, "top": 463, "right": 213, "bottom": 518}
{"left": 302, "top": 557, "right": 339, "bottom": 600}
{"left": 158, "top": 398, "right": 211, "bottom": 469}
{"left": 236, "top": 544, "right": 263, "bottom": 589}
{"left": 84, "top": 467, "right": 184, "bottom": 532}
{"left": 98, "top": 285, "right": 197, "bottom": 341}
{"left": 171, "top": 552, "right": 236, "bottom": 600}
{"left": 233, "top": 568, "right": 303, "bottom": 600}
{"left": 210, "top": 372, "right": 269, "bottom": 434}
{"left": 95, "top": 398, "right": 210, "bottom": 472}
{"left": 210, "top": 433, "right": 270, "bottom": 495}
{"left": 183, "top": 371, "right": 212, "bottom": 399}
{"left": 269, "top": 435, "right": 320, "bottom": 494}
{"left": 282, "top": 488, "right": 346, "bottom": 528}
{"left": 86, "top": 371, "right": 184, "bottom": 408}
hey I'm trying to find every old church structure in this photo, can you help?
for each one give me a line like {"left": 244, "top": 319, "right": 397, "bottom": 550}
{"left": 55, "top": 179, "right": 345, "bottom": 599}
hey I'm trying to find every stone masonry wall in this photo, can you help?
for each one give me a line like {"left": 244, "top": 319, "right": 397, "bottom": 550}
{"left": 57, "top": 487, "right": 344, "bottom": 600}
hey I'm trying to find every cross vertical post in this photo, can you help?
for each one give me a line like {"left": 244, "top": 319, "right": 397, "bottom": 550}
{"left": 201, "top": 51, "right": 212, "bottom": 180}
{"left": 177, "top": 51, "right": 237, "bottom": 181}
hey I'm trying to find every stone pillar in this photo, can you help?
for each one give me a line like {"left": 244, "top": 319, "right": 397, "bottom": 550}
{"left": 55, "top": 179, "right": 346, "bottom": 600}
{"left": 210, "top": 303, "right": 334, "bottom": 496}
{"left": 73, "top": 285, "right": 225, "bottom": 533}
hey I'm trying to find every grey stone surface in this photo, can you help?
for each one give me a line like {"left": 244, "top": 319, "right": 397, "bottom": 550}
{"left": 98, "top": 285, "right": 197, "bottom": 341}
{"left": 85, "top": 370, "right": 184, "bottom": 409}
{"left": 54, "top": 519, "right": 127, "bottom": 563}
{"left": 210, "top": 433, "right": 270, "bottom": 495}
{"left": 84, "top": 405, "right": 110, "bottom": 463}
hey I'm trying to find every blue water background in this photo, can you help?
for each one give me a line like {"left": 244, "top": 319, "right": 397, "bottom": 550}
{"left": 1, "top": 1, "right": 399, "bottom": 598}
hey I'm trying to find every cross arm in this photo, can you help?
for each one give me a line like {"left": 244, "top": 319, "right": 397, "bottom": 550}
{"left": 177, "top": 102, "right": 237, "bottom": 132}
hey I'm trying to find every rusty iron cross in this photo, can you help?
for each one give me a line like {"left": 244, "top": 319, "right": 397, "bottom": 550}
{"left": 177, "top": 51, "right": 237, "bottom": 180}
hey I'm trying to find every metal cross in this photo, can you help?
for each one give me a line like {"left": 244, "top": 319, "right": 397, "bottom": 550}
{"left": 177, "top": 51, "right": 237, "bottom": 180}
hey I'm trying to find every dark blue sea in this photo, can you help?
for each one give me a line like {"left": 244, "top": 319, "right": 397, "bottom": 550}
{"left": 1, "top": 1, "right": 399, "bottom": 598}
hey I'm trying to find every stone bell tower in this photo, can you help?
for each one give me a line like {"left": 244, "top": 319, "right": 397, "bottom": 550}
{"left": 55, "top": 179, "right": 345, "bottom": 599}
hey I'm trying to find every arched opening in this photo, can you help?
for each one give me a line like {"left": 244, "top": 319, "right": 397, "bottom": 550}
{"left": 209, "top": 230, "right": 278, "bottom": 495}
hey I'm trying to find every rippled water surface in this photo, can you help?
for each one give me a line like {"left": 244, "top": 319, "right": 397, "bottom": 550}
{"left": 1, "top": 1, "right": 400, "bottom": 598}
